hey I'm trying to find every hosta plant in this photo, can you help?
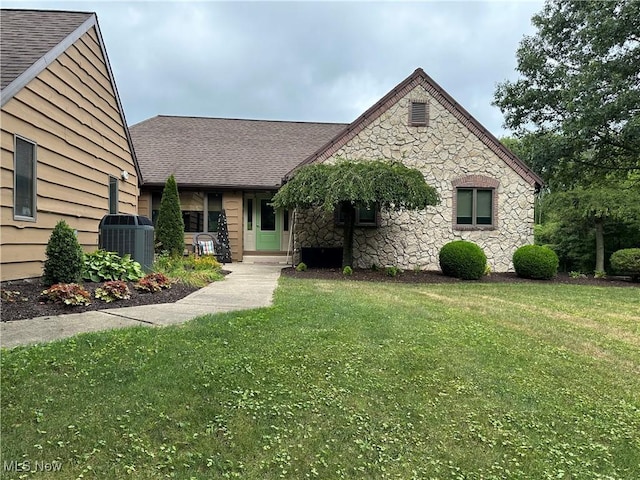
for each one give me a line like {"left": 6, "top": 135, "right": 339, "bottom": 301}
{"left": 83, "top": 250, "right": 144, "bottom": 282}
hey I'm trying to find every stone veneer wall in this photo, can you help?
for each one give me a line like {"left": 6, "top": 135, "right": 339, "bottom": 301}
{"left": 293, "top": 85, "right": 536, "bottom": 272}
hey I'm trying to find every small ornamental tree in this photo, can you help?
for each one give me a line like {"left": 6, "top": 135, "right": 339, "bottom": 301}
{"left": 43, "top": 220, "right": 84, "bottom": 286}
{"left": 272, "top": 160, "right": 439, "bottom": 267}
{"left": 155, "top": 174, "right": 184, "bottom": 256}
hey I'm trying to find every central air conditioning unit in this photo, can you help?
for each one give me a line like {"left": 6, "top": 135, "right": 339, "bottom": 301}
{"left": 98, "top": 214, "right": 155, "bottom": 272}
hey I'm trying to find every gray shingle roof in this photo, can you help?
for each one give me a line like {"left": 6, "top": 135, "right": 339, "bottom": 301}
{"left": 130, "top": 116, "right": 347, "bottom": 189}
{"left": 1, "top": 9, "right": 93, "bottom": 90}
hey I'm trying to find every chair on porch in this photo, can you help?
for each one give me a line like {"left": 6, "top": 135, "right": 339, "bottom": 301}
{"left": 193, "top": 233, "right": 229, "bottom": 264}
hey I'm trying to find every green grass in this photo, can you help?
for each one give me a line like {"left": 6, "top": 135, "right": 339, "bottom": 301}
{"left": 2, "top": 278, "right": 639, "bottom": 479}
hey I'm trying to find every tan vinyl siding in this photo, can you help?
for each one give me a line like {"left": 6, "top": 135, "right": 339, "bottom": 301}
{"left": 223, "top": 191, "right": 243, "bottom": 261}
{"left": 138, "top": 191, "right": 151, "bottom": 218}
{"left": 0, "top": 27, "right": 138, "bottom": 281}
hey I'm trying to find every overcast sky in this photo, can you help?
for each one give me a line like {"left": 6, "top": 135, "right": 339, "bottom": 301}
{"left": 4, "top": 0, "right": 544, "bottom": 137}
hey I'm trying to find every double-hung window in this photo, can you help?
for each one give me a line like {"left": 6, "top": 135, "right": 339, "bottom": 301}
{"left": 14, "top": 136, "right": 37, "bottom": 221}
{"left": 456, "top": 188, "right": 493, "bottom": 226}
{"left": 452, "top": 176, "right": 499, "bottom": 230}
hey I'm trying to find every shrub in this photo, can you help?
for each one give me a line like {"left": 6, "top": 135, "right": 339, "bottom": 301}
{"left": 439, "top": 240, "right": 487, "bottom": 280}
{"left": 95, "top": 280, "right": 131, "bottom": 303}
{"left": 135, "top": 272, "right": 172, "bottom": 293}
{"left": 155, "top": 174, "right": 184, "bottom": 256}
{"left": 342, "top": 266, "right": 353, "bottom": 276}
{"left": 610, "top": 248, "right": 640, "bottom": 282}
{"left": 295, "top": 262, "right": 307, "bottom": 272}
{"left": 43, "top": 220, "right": 84, "bottom": 286}
{"left": 386, "top": 266, "right": 401, "bottom": 277}
{"left": 83, "top": 250, "right": 144, "bottom": 282}
{"left": 513, "top": 245, "right": 559, "bottom": 280}
{"left": 40, "top": 283, "right": 91, "bottom": 306}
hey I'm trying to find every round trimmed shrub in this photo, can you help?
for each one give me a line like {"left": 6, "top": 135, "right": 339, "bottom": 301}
{"left": 43, "top": 220, "right": 84, "bottom": 286}
{"left": 512, "top": 245, "right": 559, "bottom": 280}
{"left": 439, "top": 240, "right": 487, "bottom": 280}
{"left": 610, "top": 248, "right": 640, "bottom": 282}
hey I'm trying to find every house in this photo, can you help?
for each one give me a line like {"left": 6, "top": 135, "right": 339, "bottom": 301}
{"left": 131, "top": 117, "right": 346, "bottom": 261}
{"left": 0, "top": 9, "right": 140, "bottom": 282}
{"left": 132, "top": 68, "right": 541, "bottom": 272}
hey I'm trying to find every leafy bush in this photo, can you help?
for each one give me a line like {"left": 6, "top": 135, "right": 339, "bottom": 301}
{"left": 155, "top": 174, "right": 184, "bottom": 256}
{"left": 94, "top": 280, "right": 131, "bottom": 303}
{"left": 83, "top": 250, "right": 144, "bottom": 282}
{"left": 43, "top": 220, "right": 84, "bottom": 286}
{"left": 513, "top": 245, "right": 559, "bottom": 280}
{"left": 610, "top": 248, "right": 640, "bottom": 282}
{"left": 135, "top": 273, "right": 172, "bottom": 293}
{"left": 439, "top": 240, "right": 487, "bottom": 280}
{"left": 342, "top": 266, "right": 353, "bottom": 276}
{"left": 296, "top": 262, "right": 307, "bottom": 272}
{"left": 40, "top": 283, "right": 91, "bottom": 306}
{"left": 1, "top": 289, "right": 26, "bottom": 303}
{"left": 386, "top": 266, "right": 401, "bottom": 277}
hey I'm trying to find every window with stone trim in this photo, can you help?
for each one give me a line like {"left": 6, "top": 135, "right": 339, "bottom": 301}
{"left": 452, "top": 175, "right": 499, "bottom": 230}
{"left": 456, "top": 188, "right": 493, "bottom": 225}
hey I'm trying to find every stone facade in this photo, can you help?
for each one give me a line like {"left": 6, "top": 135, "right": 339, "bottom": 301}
{"left": 293, "top": 84, "right": 536, "bottom": 272}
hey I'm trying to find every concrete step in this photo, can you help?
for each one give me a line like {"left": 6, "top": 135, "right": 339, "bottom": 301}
{"left": 242, "top": 255, "right": 292, "bottom": 265}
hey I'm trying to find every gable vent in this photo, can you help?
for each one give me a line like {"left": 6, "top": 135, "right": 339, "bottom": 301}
{"left": 410, "top": 101, "right": 428, "bottom": 126}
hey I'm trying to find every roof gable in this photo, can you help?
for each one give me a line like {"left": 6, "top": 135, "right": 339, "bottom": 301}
{"left": 1, "top": 8, "right": 141, "bottom": 182}
{"left": 296, "top": 68, "right": 543, "bottom": 188}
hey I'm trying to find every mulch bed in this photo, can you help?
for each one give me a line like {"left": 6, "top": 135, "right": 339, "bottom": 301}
{"left": 2, "top": 268, "right": 636, "bottom": 323}
{"left": 281, "top": 267, "right": 639, "bottom": 287}
{"left": 1, "top": 279, "right": 199, "bottom": 323}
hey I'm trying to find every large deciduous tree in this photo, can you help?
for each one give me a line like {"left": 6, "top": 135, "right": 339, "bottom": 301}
{"left": 272, "top": 160, "right": 439, "bottom": 268}
{"left": 494, "top": 0, "right": 640, "bottom": 178}
{"left": 495, "top": 0, "right": 640, "bottom": 274}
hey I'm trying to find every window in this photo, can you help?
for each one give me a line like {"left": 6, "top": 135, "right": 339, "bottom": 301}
{"left": 246, "top": 198, "right": 253, "bottom": 231}
{"left": 283, "top": 209, "right": 289, "bottom": 232}
{"left": 14, "top": 136, "right": 36, "bottom": 220}
{"left": 335, "top": 203, "right": 379, "bottom": 227}
{"left": 108, "top": 176, "right": 118, "bottom": 214}
{"left": 207, "top": 193, "right": 222, "bottom": 232}
{"left": 410, "top": 101, "right": 428, "bottom": 126}
{"left": 152, "top": 191, "right": 221, "bottom": 233}
{"left": 456, "top": 188, "right": 493, "bottom": 226}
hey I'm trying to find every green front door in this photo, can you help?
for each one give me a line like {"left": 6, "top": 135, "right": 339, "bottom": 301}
{"left": 256, "top": 196, "right": 280, "bottom": 251}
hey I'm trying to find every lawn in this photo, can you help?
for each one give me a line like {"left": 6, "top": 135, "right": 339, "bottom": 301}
{"left": 1, "top": 277, "right": 639, "bottom": 479}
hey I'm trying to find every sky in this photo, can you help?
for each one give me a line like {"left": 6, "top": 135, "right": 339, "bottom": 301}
{"left": 4, "top": 0, "right": 544, "bottom": 137}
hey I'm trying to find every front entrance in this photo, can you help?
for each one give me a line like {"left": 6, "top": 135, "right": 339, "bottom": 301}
{"left": 255, "top": 195, "right": 280, "bottom": 251}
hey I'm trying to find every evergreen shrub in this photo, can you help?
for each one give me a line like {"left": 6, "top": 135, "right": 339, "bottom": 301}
{"left": 513, "top": 245, "right": 559, "bottom": 280}
{"left": 155, "top": 174, "right": 184, "bottom": 256}
{"left": 439, "top": 240, "right": 487, "bottom": 280}
{"left": 610, "top": 248, "right": 640, "bottom": 282}
{"left": 43, "top": 220, "right": 84, "bottom": 286}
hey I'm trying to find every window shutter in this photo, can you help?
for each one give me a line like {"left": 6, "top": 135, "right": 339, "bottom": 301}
{"left": 410, "top": 101, "right": 428, "bottom": 126}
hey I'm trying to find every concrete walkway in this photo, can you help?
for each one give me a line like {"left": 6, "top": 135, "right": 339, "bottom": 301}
{"left": 1, "top": 263, "right": 283, "bottom": 349}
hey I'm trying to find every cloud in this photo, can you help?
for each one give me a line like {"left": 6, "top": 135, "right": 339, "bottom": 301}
{"left": 3, "top": 0, "right": 543, "bottom": 136}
